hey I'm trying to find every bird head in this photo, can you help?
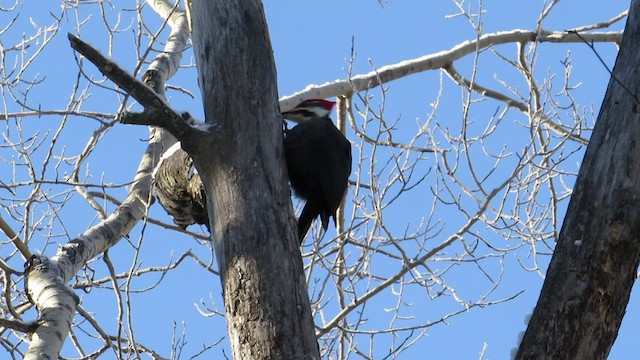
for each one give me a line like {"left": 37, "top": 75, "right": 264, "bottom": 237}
{"left": 282, "top": 98, "right": 336, "bottom": 122}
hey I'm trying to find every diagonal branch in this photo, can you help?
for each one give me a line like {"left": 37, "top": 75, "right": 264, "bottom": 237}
{"left": 68, "top": 34, "right": 167, "bottom": 111}
{"left": 443, "top": 63, "right": 589, "bottom": 145}
{"left": 68, "top": 34, "right": 196, "bottom": 142}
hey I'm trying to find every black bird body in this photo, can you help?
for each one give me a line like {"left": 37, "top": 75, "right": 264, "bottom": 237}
{"left": 283, "top": 100, "right": 351, "bottom": 242}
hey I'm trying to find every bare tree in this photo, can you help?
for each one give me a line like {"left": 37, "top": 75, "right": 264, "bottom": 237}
{"left": 0, "top": 0, "right": 631, "bottom": 359}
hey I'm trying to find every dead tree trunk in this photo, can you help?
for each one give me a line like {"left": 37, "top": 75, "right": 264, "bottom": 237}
{"left": 188, "top": 1, "right": 320, "bottom": 359}
{"left": 516, "top": 1, "right": 640, "bottom": 359}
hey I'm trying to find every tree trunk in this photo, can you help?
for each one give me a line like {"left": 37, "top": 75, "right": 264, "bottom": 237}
{"left": 516, "top": 2, "right": 640, "bottom": 359}
{"left": 188, "top": 1, "right": 320, "bottom": 359}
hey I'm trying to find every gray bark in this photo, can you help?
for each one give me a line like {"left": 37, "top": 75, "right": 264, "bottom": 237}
{"left": 189, "top": 1, "right": 320, "bottom": 359}
{"left": 515, "top": 2, "right": 640, "bottom": 359}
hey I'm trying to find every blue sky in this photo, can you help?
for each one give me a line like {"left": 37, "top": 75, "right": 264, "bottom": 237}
{"left": 267, "top": 2, "right": 630, "bottom": 358}
{"left": 0, "top": 0, "right": 635, "bottom": 359}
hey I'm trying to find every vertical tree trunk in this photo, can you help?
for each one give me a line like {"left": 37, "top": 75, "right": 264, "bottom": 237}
{"left": 188, "top": 1, "right": 320, "bottom": 359}
{"left": 516, "top": 2, "right": 640, "bottom": 359}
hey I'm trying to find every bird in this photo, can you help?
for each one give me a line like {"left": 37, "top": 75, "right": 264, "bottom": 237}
{"left": 152, "top": 112, "right": 209, "bottom": 231}
{"left": 282, "top": 99, "right": 352, "bottom": 243}
{"left": 152, "top": 141, "right": 209, "bottom": 231}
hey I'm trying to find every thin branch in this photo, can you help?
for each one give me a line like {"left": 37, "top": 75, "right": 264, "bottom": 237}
{"left": 567, "top": 10, "right": 629, "bottom": 34}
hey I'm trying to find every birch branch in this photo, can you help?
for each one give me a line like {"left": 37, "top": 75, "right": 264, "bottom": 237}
{"left": 23, "top": 1, "right": 190, "bottom": 358}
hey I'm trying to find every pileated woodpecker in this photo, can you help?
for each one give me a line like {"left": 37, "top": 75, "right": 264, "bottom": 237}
{"left": 283, "top": 99, "right": 352, "bottom": 243}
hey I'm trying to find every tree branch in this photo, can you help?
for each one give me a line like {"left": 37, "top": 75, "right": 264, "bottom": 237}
{"left": 24, "top": 1, "right": 191, "bottom": 358}
{"left": 0, "top": 318, "right": 38, "bottom": 333}
{"left": 67, "top": 34, "right": 196, "bottom": 142}
{"left": 443, "top": 63, "right": 589, "bottom": 145}
{"left": 0, "top": 214, "right": 30, "bottom": 259}
{"left": 68, "top": 34, "right": 166, "bottom": 110}
{"left": 279, "top": 29, "right": 622, "bottom": 112}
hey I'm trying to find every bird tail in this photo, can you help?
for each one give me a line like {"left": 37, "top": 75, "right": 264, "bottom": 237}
{"left": 298, "top": 202, "right": 320, "bottom": 244}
